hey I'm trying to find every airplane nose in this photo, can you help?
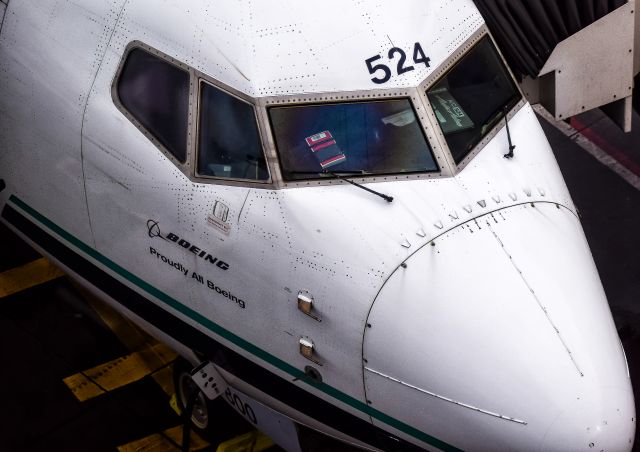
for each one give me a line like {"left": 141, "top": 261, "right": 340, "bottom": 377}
{"left": 363, "top": 202, "right": 635, "bottom": 451}
{"left": 541, "top": 386, "right": 635, "bottom": 451}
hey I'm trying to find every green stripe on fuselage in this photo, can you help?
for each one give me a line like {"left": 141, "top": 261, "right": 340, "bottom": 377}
{"left": 7, "top": 194, "right": 461, "bottom": 452}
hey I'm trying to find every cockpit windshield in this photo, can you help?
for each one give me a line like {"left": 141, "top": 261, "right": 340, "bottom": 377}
{"left": 426, "top": 36, "right": 521, "bottom": 164}
{"left": 268, "top": 99, "right": 438, "bottom": 181}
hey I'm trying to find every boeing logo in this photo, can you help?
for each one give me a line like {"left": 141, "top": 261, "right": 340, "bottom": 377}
{"left": 146, "top": 220, "right": 229, "bottom": 271}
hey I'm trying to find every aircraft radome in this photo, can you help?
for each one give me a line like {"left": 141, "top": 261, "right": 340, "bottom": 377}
{"left": 0, "top": 0, "right": 635, "bottom": 450}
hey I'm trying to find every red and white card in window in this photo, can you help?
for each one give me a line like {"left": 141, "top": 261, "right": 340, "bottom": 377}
{"left": 305, "top": 130, "right": 347, "bottom": 170}
{"left": 305, "top": 131, "right": 333, "bottom": 147}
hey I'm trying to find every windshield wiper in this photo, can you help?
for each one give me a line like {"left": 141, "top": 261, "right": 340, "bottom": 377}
{"left": 503, "top": 106, "right": 516, "bottom": 159}
{"left": 480, "top": 106, "right": 516, "bottom": 159}
{"left": 326, "top": 171, "right": 393, "bottom": 203}
{"left": 289, "top": 171, "right": 393, "bottom": 203}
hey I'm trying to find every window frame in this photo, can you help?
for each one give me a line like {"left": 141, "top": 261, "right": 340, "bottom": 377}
{"left": 112, "top": 41, "right": 274, "bottom": 188}
{"left": 112, "top": 41, "right": 195, "bottom": 176}
{"left": 112, "top": 28, "right": 523, "bottom": 190}
{"left": 417, "top": 28, "right": 527, "bottom": 172}
{"left": 194, "top": 78, "right": 271, "bottom": 183}
{"left": 266, "top": 97, "right": 440, "bottom": 182}
{"left": 258, "top": 89, "right": 451, "bottom": 188}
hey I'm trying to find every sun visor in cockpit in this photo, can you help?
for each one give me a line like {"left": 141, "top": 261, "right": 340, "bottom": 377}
{"left": 473, "top": 0, "right": 627, "bottom": 79}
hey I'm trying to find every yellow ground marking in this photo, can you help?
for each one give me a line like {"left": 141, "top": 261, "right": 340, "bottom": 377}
{"left": 84, "top": 293, "right": 157, "bottom": 352}
{"left": 117, "top": 425, "right": 210, "bottom": 452}
{"left": 63, "top": 342, "right": 177, "bottom": 401}
{"left": 0, "top": 257, "right": 64, "bottom": 298}
{"left": 152, "top": 365, "right": 176, "bottom": 398}
{"left": 216, "top": 431, "right": 274, "bottom": 452}
{"left": 69, "top": 283, "right": 276, "bottom": 452}
{"left": 81, "top": 292, "right": 177, "bottom": 396}
{"left": 163, "top": 426, "right": 210, "bottom": 451}
{"left": 169, "top": 393, "right": 183, "bottom": 417}
{"left": 62, "top": 372, "right": 107, "bottom": 401}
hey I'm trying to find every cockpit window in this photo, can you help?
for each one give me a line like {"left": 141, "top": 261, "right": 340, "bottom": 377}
{"left": 198, "top": 81, "right": 269, "bottom": 181}
{"left": 268, "top": 99, "right": 438, "bottom": 181}
{"left": 426, "top": 36, "right": 521, "bottom": 164}
{"left": 117, "top": 48, "right": 189, "bottom": 163}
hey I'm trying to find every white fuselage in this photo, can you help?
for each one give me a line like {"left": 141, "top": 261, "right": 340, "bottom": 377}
{"left": 0, "top": 1, "right": 634, "bottom": 450}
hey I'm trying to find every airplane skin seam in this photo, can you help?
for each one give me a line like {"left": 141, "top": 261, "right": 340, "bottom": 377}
{"left": 486, "top": 222, "right": 584, "bottom": 377}
{"left": 364, "top": 367, "right": 527, "bottom": 425}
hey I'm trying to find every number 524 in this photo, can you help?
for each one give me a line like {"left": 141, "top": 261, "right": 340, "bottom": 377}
{"left": 365, "top": 42, "right": 430, "bottom": 84}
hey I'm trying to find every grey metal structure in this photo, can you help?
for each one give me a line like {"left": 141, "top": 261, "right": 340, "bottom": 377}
{"left": 476, "top": 0, "right": 639, "bottom": 131}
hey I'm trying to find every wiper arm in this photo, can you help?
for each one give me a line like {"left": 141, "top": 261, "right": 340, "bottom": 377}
{"left": 480, "top": 106, "right": 516, "bottom": 159}
{"left": 503, "top": 106, "right": 515, "bottom": 159}
{"left": 288, "top": 171, "right": 393, "bottom": 203}
{"left": 326, "top": 171, "right": 393, "bottom": 203}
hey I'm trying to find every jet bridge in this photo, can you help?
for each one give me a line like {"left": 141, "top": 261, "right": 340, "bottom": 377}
{"left": 475, "top": 0, "right": 639, "bottom": 131}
